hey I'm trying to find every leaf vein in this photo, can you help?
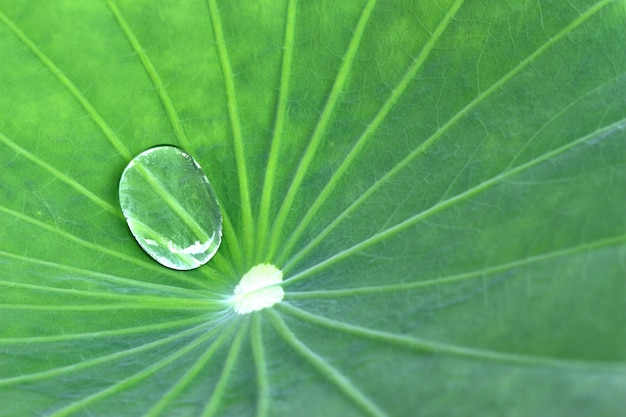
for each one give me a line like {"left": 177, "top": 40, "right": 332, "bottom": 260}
{"left": 48, "top": 325, "right": 227, "bottom": 417}
{"left": 0, "top": 321, "right": 214, "bottom": 387}
{"left": 207, "top": 0, "right": 254, "bottom": 258}
{"left": 266, "top": 0, "right": 379, "bottom": 261}
{"left": 285, "top": 234, "right": 626, "bottom": 298}
{"left": 0, "top": 205, "right": 213, "bottom": 290}
{"left": 0, "top": 9, "right": 132, "bottom": 160}
{"left": 265, "top": 309, "right": 387, "bottom": 417}
{"left": 0, "top": 131, "right": 120, "bottom": 216}
{"left": 285, "top": 117, "right": 626, "bottom": 284}
{"left": 256, "top": 0, "right": 298, "bottom": 261}
{"left": 282, "top": 0, "right": 617, "bottom": 272}
{"left": 279, "top": 303, "right": 625, "bottom": 372}
{"left": 276, "top": 0, "right": 466, "bottom": 264}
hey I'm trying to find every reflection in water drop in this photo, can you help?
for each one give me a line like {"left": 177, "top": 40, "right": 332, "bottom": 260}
{"left": 119, "top": 146, "right": 222, "bottom": 270}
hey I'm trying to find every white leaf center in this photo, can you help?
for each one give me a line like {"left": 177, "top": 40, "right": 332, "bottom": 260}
{"left": 232, "top": 264, "right": 285, "bottom": 314}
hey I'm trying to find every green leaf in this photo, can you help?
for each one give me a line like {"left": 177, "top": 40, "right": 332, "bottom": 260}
{"left": 1, "top": 0, "right": 625, "bottom": 416}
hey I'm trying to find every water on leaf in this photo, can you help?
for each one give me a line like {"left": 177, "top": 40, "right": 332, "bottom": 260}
{"left": 119, "top": 145, "right": 222, "bottom": 270}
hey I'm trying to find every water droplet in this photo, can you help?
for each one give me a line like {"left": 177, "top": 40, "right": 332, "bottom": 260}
{"left": 119, "top": 145, "right": 222, "bottom": 270}
{"left": 232, "top": 264, "right": 285, "bottom": 314}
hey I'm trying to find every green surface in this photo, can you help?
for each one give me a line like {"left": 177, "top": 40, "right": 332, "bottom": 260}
{"left": 119, "top": 145, "right": 222, "bottom": 271}
{"left": 1, "top": 0, "right": 625, "bottom": 416}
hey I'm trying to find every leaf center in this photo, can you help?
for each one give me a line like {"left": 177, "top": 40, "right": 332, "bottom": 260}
{"left": 231, "top": 264, "right": 285, "bottom": 314}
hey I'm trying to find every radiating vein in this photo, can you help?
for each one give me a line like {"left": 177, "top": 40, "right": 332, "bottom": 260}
{"left": 266, "top": 0, "right": 379, "bottom": 261}
{"left": 207, "top": 0, "right": 255, "bottom": 258}
{"left": 276, "top": 0, "right": 466, "bottom": 265}
{"left": 284, "top": 117, "right": 626, "bottom": 285}
{"left": 200, "top": 251, "right": 235, "bottom": 281}
{"left": 0, "top": 204, "right": 213, "bottom": 289}
{"left": 438, "top": 135, "right": 487, "bottom": 202}
{"left": 143, "top": 321, "right": 239, "bottom": 417}
{"left": 256, "top": 0, "right": 298, "bottom": 261}
{"left": 265, "top": 309, "right": 387, "bottom": 417}
{"left": 282, "top": 0, "right": 617, "bottom": 272}
{"left": 133, "top": 162, "right": 214, "bottom": 245}
{"left": 0, "top": 132, "right": 120, "bottom": 216}
{"left": 105, "top": 0, "right": 192, "bottom": 151}
{"left": 0, "top": 321, "right": 214, "bottom": 386}
{"left": 506, "top": 71, "right": 626, "bottom": 170}
{"left": 220, "top": 209, "right": 245, "bottom": 274}
{"left": 211, "top": 251, "right": 238, "bottom": 279}
{"left": 0, "top": 315, "right": 209, "bottom": 345}
{"left": 0, "top": 280, "right": 220, "bottom": 309}
{"left": 285, "top": 234, "right": 626, "bottom": 298}
{"left": 104, "top": 0, "right": 241, "bottom": 279}
{"left": 0, "top": 9, "right": 132, "bottom": 160}
{"left": 206, "top": 204, "right": 240, "bottom": 278}
{"left": 201, "top": 320, "right": 249, "bottom": 417}
{"left": 0, "top": 249, "right": 211, "bottom": 298}
{"left": 251, "top": 314, "right": 270, "bottom": 417}
{"left": 279, "top": 303, "right": 625, "bottom": 372}
{"left": 48, "top": 324, "right": 229, "bottom": 417}
{"left": 0, "top": 302, "right": 219, "bottom": 311}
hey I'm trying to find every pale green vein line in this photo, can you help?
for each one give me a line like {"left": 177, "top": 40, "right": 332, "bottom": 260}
{"left": 211, "top": 250, "right": 238, "bottom": 279}
{"left": 220, "top": 201, "right": 245, "bottom": 274}
{"left": 208, "top": 207, "right": 240, "bottom": 276}
{"left": 0, "top": 321, "right": 214, "bottom": 386}
{"left": 0, "top": 315, "right": 210, "bottom": 345}
{"left": 143, "top": 321, "right": 239, "bottom": 417}
{"left": 255, "top": 0, "right": 298, "bottom": 261}
{"left": 284, "top": 117, "right": 626, "bottom": 285}
{"left": 0, "top": 281, "right": 218, "bottom": 309}
{"left": 0, "top": 132, "right": 120, "bottom": 216}
{"left": 200, "top": 250, "right": 235, "bottom": 280}
{"left": 265, "top": 0, "right": 379, "bottom": 262}
{"left": 133, "top": 163, "right": 214, "bottom": 244}
{"left": 171, "top": 198, "right": 239, "bottom": 278}
{"left": 505, "top": 71, "right": 626, "bottom": 171}
{"left": 265, "top": 309, "right": 387, "bottom": 417}
{"left": 107, "top": 0, "right": 238, "bottom": 278}
{"left": 0, "top": 204, "right": 213, "bottom": 290}
{"left": 251, "top": 314, "right": 270, "bottom": 417}
{"left": 106, "top": 0, "right": 239, "bottom": 275}
{"left": 0, "top": 249, "right": 209, "bottom": 298}
{"left": 201, "top": 320, "right": 249, "bottom": 417}
{"left": 107, "top": 0, "right": 240, "bottom": 277}
{"left": 0, "top": 9, "right": 131, "bottom": 161}
{"left": 105, "top": 0, "right": 192, "bottom": 152}
{"left": 49, "top": 325, "right": 229, "bottom": 417}
{"left": 0, "top": 302, "right": 219, "bottom": 311}
{"left": 437, "top": 135, "right": 487, "bottom": 202}
{"left": 282, "top": 0, "right": 616, "bottom": 272}
{"left": 276, "top": 0, "right": 466, "bottom": 265}
{"left": 211, "top": 199, "right": 241, "bottom": 273}
{"left": 278, "top": 303, "right": 625, "bottom": 372}
{"left": 286, "top": 234, "right": 626, "bottom": 299}
{"left": 207, "top": 0, "right": 254, "bottom": 258}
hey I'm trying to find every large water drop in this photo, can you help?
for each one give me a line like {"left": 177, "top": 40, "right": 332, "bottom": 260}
{"left": 119, "top": 145, "right": 222, "bottom": 270}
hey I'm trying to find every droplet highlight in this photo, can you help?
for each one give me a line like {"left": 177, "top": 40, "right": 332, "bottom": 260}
{"left": 119, "top": 145, "right": 222, "bottom": 270}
